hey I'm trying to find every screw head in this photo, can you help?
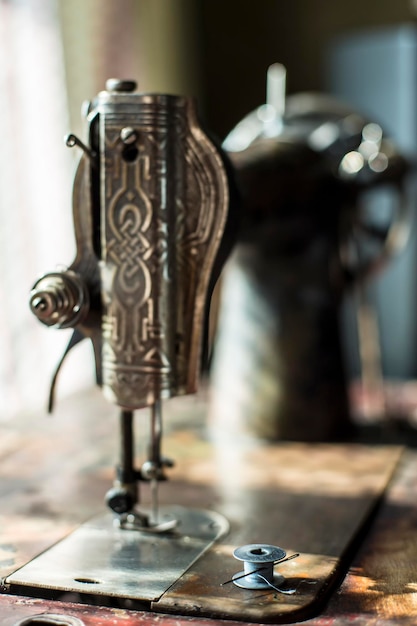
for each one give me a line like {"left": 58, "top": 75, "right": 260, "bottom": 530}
{"left": 105, "top": 486, "right": 135, "bottom": 514}
{"left": 120, "top": 126, "right": 138, "bottom": 145}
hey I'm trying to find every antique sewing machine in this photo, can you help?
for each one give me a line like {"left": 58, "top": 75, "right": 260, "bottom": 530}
{"left": 211, "top": 63, "right": 410, "bottom": 442}
{"left": 0, "top": 77, "right": 412, "bottom": 624}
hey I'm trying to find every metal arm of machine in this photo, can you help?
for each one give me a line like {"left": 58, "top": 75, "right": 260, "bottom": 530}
{"left": 28, "top": 78, "right": 231, "bottom": 528}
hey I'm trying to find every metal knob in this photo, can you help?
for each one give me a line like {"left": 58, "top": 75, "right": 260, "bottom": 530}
{"left": 105, "top": 78, "right": 137, "bottom": 93}
{"left": 29, "top": 270, "right": 89, "bottom": 329}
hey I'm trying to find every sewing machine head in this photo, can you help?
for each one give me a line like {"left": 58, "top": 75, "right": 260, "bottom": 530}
{"left": 29, "top": 78, "right": 230, "bottom": 529}
{"left": 4, "top": 74, "right": 407, "bottom": 624}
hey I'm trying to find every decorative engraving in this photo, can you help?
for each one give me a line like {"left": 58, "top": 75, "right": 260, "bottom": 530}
{"left": 99, "top": 95, "right": 228, "bottom": 409}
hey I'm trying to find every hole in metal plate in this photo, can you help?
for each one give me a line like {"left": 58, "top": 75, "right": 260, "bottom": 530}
{"left": 13, "top": 614, "right": 85, "bottom": 626}
{"left": 73, "top": 577, "right": 101, "bottom": 585}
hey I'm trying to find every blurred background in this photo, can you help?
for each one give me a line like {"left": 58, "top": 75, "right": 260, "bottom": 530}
{"left": 1, "top": 0, "right": 416, "bottom": 421}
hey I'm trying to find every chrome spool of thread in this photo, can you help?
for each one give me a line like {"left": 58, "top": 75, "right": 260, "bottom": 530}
{"left": 232, "top": 544, "right": 286, "bottom": 590}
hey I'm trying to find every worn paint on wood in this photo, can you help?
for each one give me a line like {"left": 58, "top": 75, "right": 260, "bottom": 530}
{"left": 152, "top": 444, "right": 402, "bottom": 621}
{"left": 0, "top": 388, "right": 412, "bottom": 624}
{"left": 321, "top": 450, "right": 417, "bottom": 624}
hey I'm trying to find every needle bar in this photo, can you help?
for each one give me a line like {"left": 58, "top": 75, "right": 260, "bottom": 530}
{"left": 150, "top": 400, "right": 163, "bottom": 524}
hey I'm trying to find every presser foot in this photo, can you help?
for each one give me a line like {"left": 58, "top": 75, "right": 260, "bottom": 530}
{"left": 115, "top": 509, "right": 179, "bottom": 533}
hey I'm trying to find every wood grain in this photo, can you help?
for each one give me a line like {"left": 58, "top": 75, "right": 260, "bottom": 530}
{"left": 0, "top": 389, "right": 403, "bottom": 623}
{"left": 154, "top": 443, "right": 402, "bottom": 622}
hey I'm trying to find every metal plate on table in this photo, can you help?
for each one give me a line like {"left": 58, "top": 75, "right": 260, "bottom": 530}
{"left": 6, "top": 506, "right": 229, "bottom": 601}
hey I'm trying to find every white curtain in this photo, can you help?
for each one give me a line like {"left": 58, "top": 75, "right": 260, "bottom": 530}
{"left": 0, "top": 0, "right": 199, "bottom": 420}
{"left": 0, "top": 0, "right": 78, "bottom": 420}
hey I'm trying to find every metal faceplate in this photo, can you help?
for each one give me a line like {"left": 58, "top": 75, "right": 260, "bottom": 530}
{"left": 97, "top": 91, "right": 229, "bottom": 410}
{"left": 6, "top": 506, "right": 229, "bottom": 601}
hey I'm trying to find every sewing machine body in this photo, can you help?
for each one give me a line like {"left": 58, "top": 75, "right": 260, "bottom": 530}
{"left": 0, "top": 79, "right": 412, "bottom": 624}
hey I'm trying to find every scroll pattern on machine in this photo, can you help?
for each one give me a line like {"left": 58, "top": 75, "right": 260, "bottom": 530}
{"left": 100, "top": 98, "right": 228, "bottom": 410}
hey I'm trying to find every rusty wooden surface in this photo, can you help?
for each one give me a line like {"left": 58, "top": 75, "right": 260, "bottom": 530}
{"left": 321, "top": 449, "right": 417, "bottom": 624}
{"left": 153, "top": 443, "right": 401, "bottom": 622}
{"left": 0, "top": 387, "right": 415, "bottom": 624}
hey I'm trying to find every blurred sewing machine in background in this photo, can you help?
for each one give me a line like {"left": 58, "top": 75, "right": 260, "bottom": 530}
{"left": 0, "top": 74, "right": 415, "bottom": 625}
{"left": 211, "top": 63, "right": 411, "bottom": 442}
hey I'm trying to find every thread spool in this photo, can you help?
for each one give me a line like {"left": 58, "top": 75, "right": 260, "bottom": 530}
{"left": 232, "top": 544, "right": 286, "bottom": 590}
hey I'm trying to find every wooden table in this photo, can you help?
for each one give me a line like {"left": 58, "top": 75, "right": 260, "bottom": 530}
{"left": 1, "top": 387, "right": 417, "bottom": 625}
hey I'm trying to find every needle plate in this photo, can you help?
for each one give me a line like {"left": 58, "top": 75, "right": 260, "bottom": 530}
{"left": 6, "top": 506, "right": 229, "bottom": 602}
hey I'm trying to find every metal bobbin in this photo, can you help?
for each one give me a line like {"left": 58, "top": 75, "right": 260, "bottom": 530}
{"left": 232, "top": 544, "right": 286, "bottom": 590}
